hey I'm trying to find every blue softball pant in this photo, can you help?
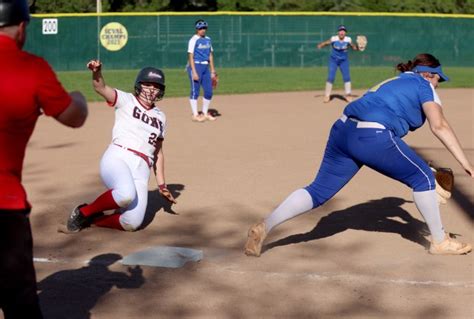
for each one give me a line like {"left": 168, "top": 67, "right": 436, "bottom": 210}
{"left": 187, "top": 64, "right": 213, "bottom": 100}
{"left": 304, "top": 117, "right": 435, "bottom": 208}
{"left": 327, "top": 57, "right": 350, "bottom": 83}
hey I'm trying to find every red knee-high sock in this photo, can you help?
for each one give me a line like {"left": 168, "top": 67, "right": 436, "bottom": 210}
{"left": 80, "top": 190, "right": 120, "bottom": 217}
{"left": 92, "top": 213, "right": 124, "bottom": 230}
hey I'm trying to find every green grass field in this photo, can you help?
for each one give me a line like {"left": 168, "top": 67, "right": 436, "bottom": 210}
{"left": 58, "top": 67, "right": 474, "bottom": 101}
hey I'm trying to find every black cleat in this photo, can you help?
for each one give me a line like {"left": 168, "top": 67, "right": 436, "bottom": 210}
{"left": 66, "top": 204, "right": 89, "bottom": 232}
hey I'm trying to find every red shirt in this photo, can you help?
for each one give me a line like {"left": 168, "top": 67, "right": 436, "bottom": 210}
{"left": 0, "top": 35, "right": 71, "bottom": 210}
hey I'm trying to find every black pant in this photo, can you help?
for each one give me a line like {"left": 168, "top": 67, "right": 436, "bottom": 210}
{"left": 0, "top": 210, "right": 43, "bottom": 319}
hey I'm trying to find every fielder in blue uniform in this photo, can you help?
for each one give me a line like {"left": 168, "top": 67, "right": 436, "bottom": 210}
{"left": 187, "top": 19, "right": 217, "bottom": 122}
{"left": 317, "top": 25, "right": 359, "bottom": 103}
{"left": 245, "top": 53, "right": 473, "bottom": 257}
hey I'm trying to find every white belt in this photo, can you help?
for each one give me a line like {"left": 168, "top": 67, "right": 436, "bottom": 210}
{"left": 194, "top": 61, "right": 209, "bottom": 64}
{"left": 340, "top": 114, "right": 386, "bottom": 129}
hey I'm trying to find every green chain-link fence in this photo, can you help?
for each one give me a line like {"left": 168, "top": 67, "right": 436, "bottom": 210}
{"left": 25, "top": 13, "right": 474, "bottom": 71}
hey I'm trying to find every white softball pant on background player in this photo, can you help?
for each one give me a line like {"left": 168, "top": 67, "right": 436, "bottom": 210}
{"left": 100, "top": 144, "right": 151, "bottom": 231}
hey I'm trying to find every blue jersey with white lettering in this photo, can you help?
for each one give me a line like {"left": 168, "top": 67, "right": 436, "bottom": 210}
{"left": 330, "top": 35, "right": 352, "bottom": 60}
{"left": 344, "top": 72, "right": 442, "bottom": 137}
{"left": 187, "top": 35, "right": 213, "bottom": 63}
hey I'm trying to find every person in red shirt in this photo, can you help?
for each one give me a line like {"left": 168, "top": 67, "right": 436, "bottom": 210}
{"left": 0, "top": 1, "right": 88, "bottom": 318}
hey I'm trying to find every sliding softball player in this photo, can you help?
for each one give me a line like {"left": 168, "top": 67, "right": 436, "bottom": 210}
{"left": 62, "top": 60, "right": 176, "bottom": 233}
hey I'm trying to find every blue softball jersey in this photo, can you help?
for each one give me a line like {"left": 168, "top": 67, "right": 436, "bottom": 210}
{"left": 344, "top": 72, "right": 442, "bottom": 137}
{"left": 330, "top": 35, "right": 352, "bottom": 60}
{"left": 187, "top": 35, "right": 213, "bottom": 63}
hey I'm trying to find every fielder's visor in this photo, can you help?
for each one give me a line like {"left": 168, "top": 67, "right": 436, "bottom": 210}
{"left": 338, "top": 25, "right": 347, "bottom": 32}
{"left": 413, "top": 65, "right": 449, "bottom": 82}
{"left": 195, "top": 21, "right": 208, "bottom": 29}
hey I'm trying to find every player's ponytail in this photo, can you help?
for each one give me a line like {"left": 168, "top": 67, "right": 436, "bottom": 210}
{"left": 397, "top": 53, "right": 441, "bottom": 73}
{"left": 396, "top": 60, "right": 413, "bottom": 72}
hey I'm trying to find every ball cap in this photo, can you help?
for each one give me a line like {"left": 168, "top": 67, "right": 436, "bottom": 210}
{"left": 0, "top": 0, "right": 30, "bottom": 27}
{"left": 412, "top": 65, "right": 449, "bottom": 82}
{"left": 338, "top": 25, "right": 347, "bottom": 32}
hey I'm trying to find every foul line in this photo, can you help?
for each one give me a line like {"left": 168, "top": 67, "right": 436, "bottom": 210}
{"left": 33, "top": 257, "right": 473, "bottom": 288}
{"left": 209, "top": 266, "right": 474, "bottom": 288}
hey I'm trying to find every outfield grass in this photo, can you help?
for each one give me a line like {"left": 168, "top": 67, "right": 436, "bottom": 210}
{"left": 58, "top": 67, "right": 474, "bottom": 101}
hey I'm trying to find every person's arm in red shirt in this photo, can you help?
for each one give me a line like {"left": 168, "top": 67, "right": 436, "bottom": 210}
{"left": 55, "top": 92, "right": 88, "bottom": 128}
{"left": 35, "top": 58, "right": 87, "bottom": 128}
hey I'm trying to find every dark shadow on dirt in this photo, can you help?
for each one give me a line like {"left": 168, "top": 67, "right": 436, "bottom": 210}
{"left": 42, "top": 142, "right": 78, "bottom": 149}
{"left": 140, "top": 184, "right": 185, "bottom": 229}
{"left": 451, "top": 188, "right": 474, "bottom": 221}
{"left": 314, "top": 93, "right": 359, "bottom": 102}
{"left": 38, "top": 253, "right": 144, "bottom": 319}
{"left": 208, "top": 108, "right": 222, "bottom": 118}
{"left": 263, "top": 197, "right": 431, "bottom": 254}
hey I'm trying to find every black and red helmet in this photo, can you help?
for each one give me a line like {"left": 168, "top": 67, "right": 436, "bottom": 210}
{"left": 134, "top": 67, "right": 166, "bottom": 101}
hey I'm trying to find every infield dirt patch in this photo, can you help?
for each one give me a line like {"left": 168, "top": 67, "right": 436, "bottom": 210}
{"left": 15, "top": 89, "right": 474, "bottom": 318}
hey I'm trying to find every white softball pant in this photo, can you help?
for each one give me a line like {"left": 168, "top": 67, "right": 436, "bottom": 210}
{"left": 100, "top": 144, "right": 151, "bottom": 231}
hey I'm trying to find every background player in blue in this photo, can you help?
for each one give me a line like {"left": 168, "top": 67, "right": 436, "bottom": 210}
{"left": 245, "top": 53, "right": 473, "bottom": 257}
{"left": 187, "top": 19, "right": 217, "bottom": 122}
{"left": 317, "top": 25, "right": 359, "bottom": 103}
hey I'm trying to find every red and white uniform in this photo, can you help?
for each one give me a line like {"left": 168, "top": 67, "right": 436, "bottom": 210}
{"left": 100, "top": 89, "right": 166, "bottom": 230}
{"left": 109, "top": 89, "right": 166, "bottom": 159}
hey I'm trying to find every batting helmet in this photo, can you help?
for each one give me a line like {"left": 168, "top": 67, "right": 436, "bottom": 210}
{"left": 0, "top": 0, "right": 30, "bottom": 27}
{"left": 134, "top": 67, "right": 166, "bottom": 101}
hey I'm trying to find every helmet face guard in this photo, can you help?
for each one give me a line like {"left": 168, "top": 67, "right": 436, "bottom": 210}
{"left": 134, "top": 67, "right": 166, "bottom": 102}
{"left": 0, "top": 0, "right": 30, "bottom": 27}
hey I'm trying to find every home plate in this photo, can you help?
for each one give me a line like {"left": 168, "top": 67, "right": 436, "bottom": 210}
{"left": 121, "top": 246, "right": 203, "bottom": 268}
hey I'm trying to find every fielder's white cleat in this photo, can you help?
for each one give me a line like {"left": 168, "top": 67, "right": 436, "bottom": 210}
{"left": 205, "top": 112, "right": 217, "bottom": 121}
{"left": 244, "top": 221, "right": 267, "bottom": 257}
{"left": 429, "top": 233, "right": 472, "bottom": 255}
{"left": 323, "top": 95, "right": 330, "bottom": 103}
{"left": 191, "top": 114, "right": 206, "bottom": 122}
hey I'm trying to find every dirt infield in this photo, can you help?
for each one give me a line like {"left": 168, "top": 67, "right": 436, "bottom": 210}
{"left": 16, "top": 89, "right": 474, "bottom": 318}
